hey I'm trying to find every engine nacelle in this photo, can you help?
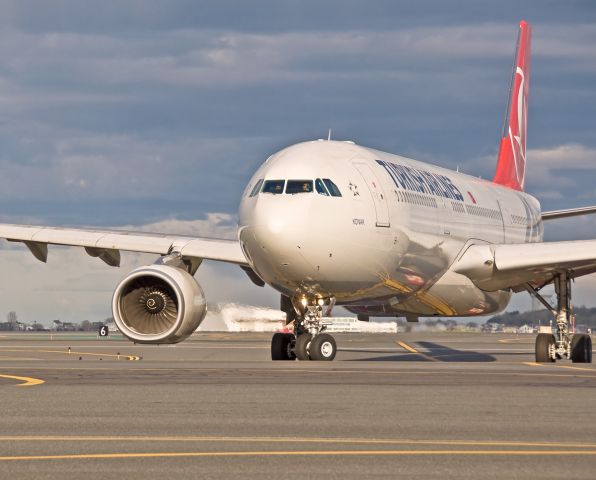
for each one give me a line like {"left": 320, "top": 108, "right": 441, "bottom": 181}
{"left": 112, "top": 264, "right": 207, "bottom": 344}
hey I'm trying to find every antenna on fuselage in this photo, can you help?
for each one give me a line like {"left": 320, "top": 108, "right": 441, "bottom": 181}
{"left": 327, "top": 129, "right": 332, "bottom": 141}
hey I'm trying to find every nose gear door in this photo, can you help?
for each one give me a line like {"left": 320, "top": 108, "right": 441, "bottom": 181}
{"left": 353, "top": 163, "right": 390, "bottom": 227}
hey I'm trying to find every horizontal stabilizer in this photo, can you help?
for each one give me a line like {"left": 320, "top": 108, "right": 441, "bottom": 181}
{"left": 541, "top": 205, "right": 596, "bottom": 220}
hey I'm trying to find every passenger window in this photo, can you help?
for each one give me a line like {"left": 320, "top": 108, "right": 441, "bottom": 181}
{"left": 315, "top": 179, "right": 329, "bottom": 196}
{"left": 322, "top": 179, "right": 342, "bottom": 197}
{"left": 249, "top": 179, "right": 264, "bottom": 197}
{"left": 262, "top": 180, "right": 285, "bottom": 194}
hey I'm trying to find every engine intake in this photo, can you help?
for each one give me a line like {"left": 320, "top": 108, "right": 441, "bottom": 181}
{"left": 112, "top": 264, "right": 207, "bottom": 344}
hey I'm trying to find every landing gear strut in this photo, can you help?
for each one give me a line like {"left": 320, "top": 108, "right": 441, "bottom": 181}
{"left": 271, "top": 295, "right": 337, "bottom": 361}
{"left": 526, "top": 272, "right": 592, "bottom": 363}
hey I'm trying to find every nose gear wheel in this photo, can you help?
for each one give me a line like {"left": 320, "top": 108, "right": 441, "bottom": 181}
{"left": 272, "top": 296, "right": 338, "bottom": 362}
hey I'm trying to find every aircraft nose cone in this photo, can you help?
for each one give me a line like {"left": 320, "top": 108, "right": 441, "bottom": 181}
{"left": 239, "top": 197, "right": 316, "bottom": 287}
{"left": 242, "top": 217, "right": 297, "bottom": 264}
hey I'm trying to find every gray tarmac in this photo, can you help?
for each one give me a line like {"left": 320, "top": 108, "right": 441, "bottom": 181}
{"left": 0, "top": 331, "right": 595, "bottom": 479}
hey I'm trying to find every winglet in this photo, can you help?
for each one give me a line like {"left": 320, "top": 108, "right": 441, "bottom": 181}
{"left": 493, "top": 21, "right": 532, "bottom": 191}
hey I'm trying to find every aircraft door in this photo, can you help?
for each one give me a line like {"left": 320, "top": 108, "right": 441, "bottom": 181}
{"left": 497, "top": 200, "right": 509, "bottom": 243}
{"left": 353, "top": 163, "right": 390, "bottom": 227}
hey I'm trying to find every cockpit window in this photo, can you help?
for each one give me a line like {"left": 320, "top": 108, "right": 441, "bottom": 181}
{"left": 262, "top": 179, "right": 285, "bottom": 194}
{"left": 315, "top": 178, "right": 329, "bottom": 196}
{"left": 249, "top": 179, "right": 264, "bottom": 197}
{"left": 322, "top": 179, "right": 342, "bottom": 197}
{"left": 286, "top": 180, "right": 313, "bottom": 194}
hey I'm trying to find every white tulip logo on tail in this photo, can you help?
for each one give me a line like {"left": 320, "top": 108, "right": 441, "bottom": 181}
{"left": 493, "top": 21, "right": 531, "bottom": 192}
{"left": 509, "top": 66, "right": 527, "bottom": 189}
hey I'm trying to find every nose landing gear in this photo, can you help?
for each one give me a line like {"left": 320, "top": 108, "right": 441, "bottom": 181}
{"left": 527, "top": 272, "right": 592, "bottom": 363}
{"left": 271, "top": 295, "right": 337, "bottom": 361}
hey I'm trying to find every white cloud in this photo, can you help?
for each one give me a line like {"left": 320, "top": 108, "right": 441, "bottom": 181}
{"left": 527, "top": 144, "right": 596, "bottom": 190}
{"left": 1, "top": 22, "right": 594, "bottom": 96}
{"left": 0, "top": 131, "right": 272, "bottom": 205}
{"left": 531, "top": 144, "right": 596, "bottom": 169}
{"left": 130, "top": 215, "right": 238, "bottom": 238}
{"left": 461, "top": 144, "right": 596, "bottom": 195}
{"left": 0, "top": 19, "right": 594, "bottom": 223}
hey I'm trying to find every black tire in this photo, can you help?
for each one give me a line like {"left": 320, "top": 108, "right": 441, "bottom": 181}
{"left": 295, "top": 333, "right": 312, "bottom": 361}
{"left": 535, "top": 333, "right": 555, "bottom": 363}
{"left": 271, "top": 333, "right": 295, "bottom": 361}
{"left": 309, "top": 333, "right": 337, "bottom": 361}
{"left": 571, "top": 334, "right": 592, "bottom": 363}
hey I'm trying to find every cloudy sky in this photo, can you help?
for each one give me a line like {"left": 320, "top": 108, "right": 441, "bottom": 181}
{"left": 0, "top": 0, "right": 595, "bottom": 324}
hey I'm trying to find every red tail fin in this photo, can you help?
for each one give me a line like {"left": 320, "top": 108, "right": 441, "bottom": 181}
{"left": 493, "top": 21, "right": 532, "bottom": 191}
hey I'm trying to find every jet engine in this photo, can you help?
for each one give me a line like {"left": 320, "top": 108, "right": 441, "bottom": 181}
{"left": 112, "top": 264, "right": 207, "bottom": 344}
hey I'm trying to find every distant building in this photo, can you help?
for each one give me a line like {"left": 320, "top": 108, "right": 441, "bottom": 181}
{"left": 51, "top": 320, "right": 77, "bottom": 332}
{"left": 105, "top": 320, "right": 119, "bottom": 333}
{"left": 0, "top": 321, "right": 25, "bottom": 331}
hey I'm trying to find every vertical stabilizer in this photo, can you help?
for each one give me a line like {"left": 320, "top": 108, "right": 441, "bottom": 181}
{"left": 493, "top": 21, "right": 532, "bottom": 191}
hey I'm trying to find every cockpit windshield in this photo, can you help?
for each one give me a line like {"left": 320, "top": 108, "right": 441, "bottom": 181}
{"left": 262, "top": 180, "right": 285, "bottom": 194}
{"left": 322, "top": 179, "right": 342, "bottom": 197}
{"left": 256, "top": 178, "right": 341, "bottom": 197}
{"left": 315, "top": 179, "right": 329, "bottom": 196}
{"left": 285, "top": 180, "right": 313, "bottom": 194}
{"left": 249, "top": 179, "right": 264, "bottom": 197}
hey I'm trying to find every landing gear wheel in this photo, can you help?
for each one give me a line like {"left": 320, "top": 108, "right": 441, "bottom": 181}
{"left": 295, "top": 333, "right": 312, "bottom": 361}
{"left": 271, "top": 333, "right": 295, "bottom": 361}
{"left": 535, "top": 333, "right": 555, "bottom": 363}
{"left": 309, "top": 333, "right": 337, "bottom": 361}
{"left": 571, "top": 334, "right": 592, "bottom": 363}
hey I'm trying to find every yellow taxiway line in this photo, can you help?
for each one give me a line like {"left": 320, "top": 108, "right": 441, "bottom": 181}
{"left": 498, "top": 338, "right": 534, "bottom": 344}
{"left": 0, "top": 349, "right": 140, "bottom": 361}
{"left": 0, "top": 365, "right": 595, "bottom": 378}
{"left": 1, "top": 435, "right": 596, "bottom": 449}
{"left": 524, "top": 362, "right": 595, "bottom": 372}
{"left": 0, "top": 374, "right": 44, "bottom": 387}
{"left": 1, "top": 435, "right": 596, "bottom": 462}
{"left": 396, "top": 341, "right": 439, "bottom": 362}
{"left": 0, "top": 449, "right": 595, "bottom": 461}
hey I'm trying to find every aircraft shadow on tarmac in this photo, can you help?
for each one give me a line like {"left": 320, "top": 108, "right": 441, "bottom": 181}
{"left": 345, "top": 341, "right": 496, "bottom": 362}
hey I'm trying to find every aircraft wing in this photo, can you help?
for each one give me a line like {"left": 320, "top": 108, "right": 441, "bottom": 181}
{"left": 0, "top": 223, "right": 248, "bottom": 267}
{"left": 453, "top": 240, "right": 596, "bottom": 292}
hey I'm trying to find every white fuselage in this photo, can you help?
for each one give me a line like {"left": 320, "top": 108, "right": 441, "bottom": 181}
{"left": 238, "top": 140, "right": 542, "bottom": 318}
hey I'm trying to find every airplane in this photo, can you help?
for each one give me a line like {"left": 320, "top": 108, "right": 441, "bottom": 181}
{"left": 0, "top": 20, "right": 594, "bottom": 363}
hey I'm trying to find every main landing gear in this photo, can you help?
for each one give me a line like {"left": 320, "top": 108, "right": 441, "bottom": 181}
{"left": 527, "top": 272, "right": 592, "bottom": 363}
{"left": 271, "top": 295, "right": 337, "bottom": 361}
